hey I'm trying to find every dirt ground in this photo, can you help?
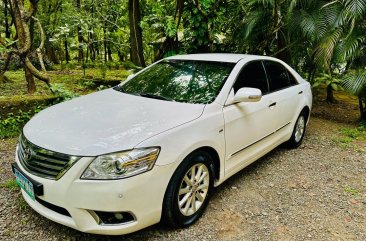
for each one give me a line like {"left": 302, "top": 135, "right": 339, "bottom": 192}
{"left": 0, "top": 105, "right": 365, "bottom": 240}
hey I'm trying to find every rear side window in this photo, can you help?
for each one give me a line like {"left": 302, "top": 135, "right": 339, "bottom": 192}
{"left": 233, "top": 61, "right": 269, "bottom": 94}
{"left": 264, "top": 61, "right": 297, "bottom": 92}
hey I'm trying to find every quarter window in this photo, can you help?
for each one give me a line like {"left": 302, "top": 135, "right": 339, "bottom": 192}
{"left": 233, "top": 61, "right": 269, "bottom": 94}
{"left": 264, "top": 61, "right": 296, "bottom": 92}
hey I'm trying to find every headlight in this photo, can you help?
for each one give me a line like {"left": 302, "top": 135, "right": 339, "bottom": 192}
{"left": 81, "top": 147, "right": 160, "bottom": 180}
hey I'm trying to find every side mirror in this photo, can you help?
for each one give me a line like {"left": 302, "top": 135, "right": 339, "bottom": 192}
{"left": 126, "top": 73, "right": 135, "bottom": 81}
{"left": 233, "top": 87, "right": 262, "bottom": 103}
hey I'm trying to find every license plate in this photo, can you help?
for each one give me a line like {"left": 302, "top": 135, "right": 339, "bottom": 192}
{"left": 14, "top": 168, "right": 35, "bottom": 201}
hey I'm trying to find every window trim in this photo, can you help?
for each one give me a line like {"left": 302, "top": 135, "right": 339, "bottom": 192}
{"left": 263, "top": 60, "right": 299, "bottom": 94}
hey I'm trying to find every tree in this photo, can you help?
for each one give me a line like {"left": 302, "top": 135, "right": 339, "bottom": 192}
{"left": 129, "top": 0, "right": 145, "bottom": 67}
{"left": 183, "top": 0, "right": 227, "bottom": 53}
{"left": 343, "top": 71, "right": 366, "bottom": 121}
{"left": 1, "top": 0, "right": 51, "bottom": 93}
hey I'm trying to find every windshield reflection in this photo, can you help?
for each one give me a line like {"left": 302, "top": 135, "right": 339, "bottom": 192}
{"left": 116, "top": 60, "right": 234, "bottom": 104}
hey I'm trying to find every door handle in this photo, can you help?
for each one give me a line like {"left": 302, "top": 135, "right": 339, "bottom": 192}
{"left": 298, "top": 91, "right": 303, "bottom": 95}
{"left": 268, "top": 102, "right": 277, "bottom": 108}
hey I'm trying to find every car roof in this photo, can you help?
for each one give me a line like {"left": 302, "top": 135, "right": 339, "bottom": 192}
{"left": 166, "top": 53, "right": 261, "bottom": 63}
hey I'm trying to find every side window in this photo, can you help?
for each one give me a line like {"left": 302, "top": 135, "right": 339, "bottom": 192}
{"left": 287, "top": 70, "right": 298, "bottom": 85}
{"left": 264, "top": 61, "right": 295, "bottom": 92}
{"left": 233, "top": 61, "right": 269, "bottom": 94}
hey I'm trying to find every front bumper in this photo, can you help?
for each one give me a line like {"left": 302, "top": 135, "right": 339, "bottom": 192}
{"left": 14, "top": 148, "right": 175, "bottom": 235}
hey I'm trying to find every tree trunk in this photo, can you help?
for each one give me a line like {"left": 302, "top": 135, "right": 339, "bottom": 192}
{"left": 88, "top": 31, "right": 95, "bottom": 61}
{"left": 326, "top": 84, "right": 335, "bottom": 103}
{"left": 107, "top": 43, "right": 113, "bottom": 62}
{"left": 77, "top": 26, "right": 84, "bottom": 62}
{"left": 8, "top": 0, "right": 51, "bottom": 93}
{"left": 103, "top": 25, "right": 107, "bottom": 63}
{"left": 359, "top": 97, "right": 366, "bottom": 121}
{"left": 64, "top": 40, "right": 70, "bottom": 63}
{"left": 4, "top": 0, "right": 11, "bottom": 38}
{"left": 76, "top": 0, "right": 83, "bottom": 62}
{"left": 0, "top": 52, "right": 13, "bottom": 83}
{"left": 46, "top": 39, "right": 60, "bottom": 64}
{"left": 89, "top": 0, "right": 95, "bottom": 61}
{"left": 128, "top": 0, "right": 145, "bottom": 67}
{"left": 275, "top": 30, "right": 289, "bottom": 63}
{"left": 24, "top": 64, "right": 36, "bottom": 94}
{"left": 117, "top": 49, "right": 124, "bottom": 62}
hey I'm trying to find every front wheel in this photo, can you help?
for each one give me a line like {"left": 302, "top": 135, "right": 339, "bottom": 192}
{"left": 286, "top": 111, "right": 307, "bottom": 148}
{"left": 162, "top": 151, "right": 214, "bottom": 228}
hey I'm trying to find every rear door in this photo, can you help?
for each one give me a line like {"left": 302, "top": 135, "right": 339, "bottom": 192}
{"left": 263, "top": 60, "right": 302, "bottom": 130}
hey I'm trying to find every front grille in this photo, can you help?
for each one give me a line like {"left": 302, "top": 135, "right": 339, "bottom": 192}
{"left": 17, "top": 135, "right": 80, "bottom": 180}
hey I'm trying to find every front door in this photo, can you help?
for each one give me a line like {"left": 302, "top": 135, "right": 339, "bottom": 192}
{"left": 223, "top": 61, "right": 276, "bottom": 175}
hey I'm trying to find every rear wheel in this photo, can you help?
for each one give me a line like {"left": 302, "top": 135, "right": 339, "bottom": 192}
{"left": 162, "top": 151, "right": 214, "bottom": 228}
{"left": 286, "top": 111, "right": 307, "bottom": 148}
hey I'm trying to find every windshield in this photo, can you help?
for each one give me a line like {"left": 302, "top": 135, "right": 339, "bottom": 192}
{"left": 115, "top": 60, "right": 235, "bottom": 104}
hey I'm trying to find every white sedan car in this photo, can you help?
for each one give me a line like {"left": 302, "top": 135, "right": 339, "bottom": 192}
{"left": 12, "top": 54, "right": 312, "bottom": 235}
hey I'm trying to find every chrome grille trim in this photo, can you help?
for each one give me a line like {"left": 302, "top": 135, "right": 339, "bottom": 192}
{"left": 17, "top": 134, "right": 81, "bottom": 180}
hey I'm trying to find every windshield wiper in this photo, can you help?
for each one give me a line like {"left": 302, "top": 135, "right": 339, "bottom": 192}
{"left": 139, "top": 93, "right": 174, "bottom": 101}
{"left": 114, "top": 87, "right": 174, "bottom": 101}
{"left": 113, "top": 85, "right": 125, "bottom": 93}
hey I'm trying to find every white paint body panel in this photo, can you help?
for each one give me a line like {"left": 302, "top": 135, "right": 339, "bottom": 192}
{"left": 17, "top": 54, "right": 312, "bottom": 235}
{"left": 23, "top": 89, "right": 204, "bottom": 156}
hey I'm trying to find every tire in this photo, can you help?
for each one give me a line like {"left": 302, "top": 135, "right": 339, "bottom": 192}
{"left": 286, "top": 110, "right": 307, "bottom": 149}
{"left": 162, "top": 150, "right": 215, "bottom": 228}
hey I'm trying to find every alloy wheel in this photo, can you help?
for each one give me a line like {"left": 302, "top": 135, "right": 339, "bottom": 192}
{"left": 294, "top": 115, "right": 305, "bottom": 142}
{"left": 178, "top": 163, "right": 210, "bottom": 216}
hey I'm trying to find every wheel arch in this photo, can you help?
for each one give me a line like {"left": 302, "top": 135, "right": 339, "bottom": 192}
{"left": 301, "top": 105, "right": 311, "bottom": 123}
{"left": 193, "top": 146, "right": 221, "bottom": 182}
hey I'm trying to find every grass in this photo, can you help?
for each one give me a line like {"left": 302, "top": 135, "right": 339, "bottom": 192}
{"left": 0, "top": 179, "right": 19, "bottom": 191}
{"left": 17, "top": 196, "right": 28, "bottom": 211}
{"left": 344, "top": 187, "right": 360, "bottom": 196}
{"left": 0, "top": 64, "right": 131, "bottom": 138}
{"left": 1, "top": 63, "right": 131, "bottom": 97}
{"left": 340, "top": 124, "right": 366, "bottom": 141}
{"left": 332, "top": 123, "right": 366, "bottom": 150}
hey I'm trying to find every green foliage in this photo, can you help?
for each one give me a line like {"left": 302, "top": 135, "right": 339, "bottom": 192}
{"left": 0, "top": 105, "right": 45, "bottom": 139}
{"left": 78, "top": 79, "right": 95, "bottom": 89}
{"left": 340, "top": 123, "right": 366, "bottom": 140}
{"left": 121, "top": 61, "right": 141, "bottom": 71}
{"left": 344, "top": 187, "right": 360, "bottom": 195}
{"left": 1, "top": 0, "right": 366, "bottom": 121}
{"left": 51, "top": 83, "right": 80, "bottom": 101}
{"left": 342, "top": 70, "right": 366, "bottom": 96}
{"left": 312, "top": 73, "right": 343, "bottom": 91}
{"left": 0, "top": 179, "right": 19, "bottom": 191}
{"left": 99, "top": 63, "right": 108, "bottom": 79}
{"left": 7, "top": 54, "right": 54, "bottom": 71}
{"left": 182, "top": 0, "right": 228, "bottom": 53}
{"left": 17, "top": 196, "right": 28, "bottom": 211}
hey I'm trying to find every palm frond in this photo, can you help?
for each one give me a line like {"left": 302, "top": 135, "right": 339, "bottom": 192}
{"left": 299, "top": 10, "right": 317, "bottom": 39}
{"left": 344, "top": 0, "right": 366, "bottom": 17}
{"left": 247, "top": 0, "right": 275, "bottom": 7}
{"left": 313, "top": 27, "right": 344, "bottom": 69}
{"left": 342, "top": 70, "right": 366, "bottom": 95}
{"left": 339, "top": 33, "right": 365, "bottom": 62}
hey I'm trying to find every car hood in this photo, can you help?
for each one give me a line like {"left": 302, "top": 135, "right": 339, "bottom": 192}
{"left": 23, "top": 89, "right": 204, "bottom": 156}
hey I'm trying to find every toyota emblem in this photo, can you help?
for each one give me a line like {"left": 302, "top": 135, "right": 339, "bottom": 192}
{"left": 23, "top": 147, "right": 33, "bottom": 161}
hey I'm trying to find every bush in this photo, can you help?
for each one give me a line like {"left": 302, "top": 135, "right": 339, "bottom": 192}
{"left": 121, "top": 61, "right": 142, "bottom": 71}
{"left": 51, "top": 83, "right": 80, "bottom": 101}
{"left": 0, "top": 105, "right": 45, "bottom": 139}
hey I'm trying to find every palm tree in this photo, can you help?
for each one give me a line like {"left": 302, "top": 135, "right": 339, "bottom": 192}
{"left": 343, "top": 70, "right": 366, "bottom": 120}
